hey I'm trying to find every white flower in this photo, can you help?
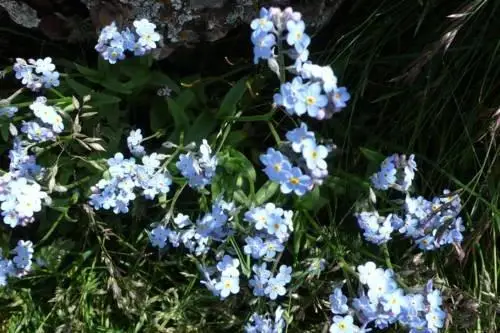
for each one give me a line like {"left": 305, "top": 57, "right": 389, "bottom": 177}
{"left": 34, "top": 57, "right": 55, "bottom": 74}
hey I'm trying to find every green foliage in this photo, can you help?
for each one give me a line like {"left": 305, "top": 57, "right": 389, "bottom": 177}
{"left": 0, "top": 0, "right": 499, "bottom": 331}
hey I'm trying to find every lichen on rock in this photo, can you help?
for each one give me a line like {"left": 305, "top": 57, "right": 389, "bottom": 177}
{"left": 0, "top": 0, "right": 40, "bottom": 28}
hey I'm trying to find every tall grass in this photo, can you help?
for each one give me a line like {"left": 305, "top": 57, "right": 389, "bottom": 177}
{"left": 320, "top": 0, "right": 500, "bottom": 331}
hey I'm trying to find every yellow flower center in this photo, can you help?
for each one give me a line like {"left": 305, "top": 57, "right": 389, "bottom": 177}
{"left": 306, "top": 96, "right": 316, "bottom": 105}
{"left": 311, "top": 151, "right": 318, "bottom": 159}
{"left": 290, "top": 177, "right": 300, "bottom": 185}
{"left": 273, "top": 164, "right": 281, "bottom": 172}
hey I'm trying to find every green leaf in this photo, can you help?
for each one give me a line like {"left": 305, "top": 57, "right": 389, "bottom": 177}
{"left": 176, "top": 89, "right": 196, "bottom": 110}
{"left": 90, "top": 92, "right": 121, "bottom": 106}
{"left": 167, "top": 97, "right": 190, "bottom": 131}
{"left": 184, "top": 111, "right": 217, "bottom": 143}
{"left": 100, "top": 78, "right": 133, "bottom": 94}
{"left": 220, "top": 148, "right": 256, "bottom": 183}
{"left": 216, "top": 77, "right": 247, "bottom": 118}
{"left": 66, "top": 77, "right": 92, "bottom": 96}
{"left": 233, "top": 190, "right": 251, "bottom": 207}
{"left": 74, "top": 64, "right": 103, "bottom": 80}
{"left": 295, "top": 186, "right": 328, "bottom": 212}
{"left": 359, "top": 147, "right": 385, "bottom": 163}
{"left": 148, "top": 72, "right": 180, "bottom": 93}
{"left": 97, "top": 57, "right": 111, "bottom": 74}
{"left": 150, "top": 97, "right": 170, "bottom": 132}
{"left": 255, "top": 181, "right": 279, "bottom": 205}
{"left": 122, "top": 72, "right": 151, "bottom": 91}
{"left": 0, "top": 123, "right": 9, "bottom": 141}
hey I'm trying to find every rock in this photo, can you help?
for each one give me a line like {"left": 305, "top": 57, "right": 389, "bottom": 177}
{"left": 1, "top": 0, "right": 346, "bottom": 58}
{"left": 0, "top": 0, "right": 41, "bottom": 28}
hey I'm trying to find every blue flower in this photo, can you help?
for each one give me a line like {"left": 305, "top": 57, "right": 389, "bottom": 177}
{"left": 382, "top": 289, "right": 408, "bottom": 315}
{"left": 329, "top": 315, "right": 359, "bottom": 333}
{"left": 96, "top": 19, "right": 159, "bottom": 63}
{"left": 261, "top": 237, "right": 285, "bottom": 260}
{"left": 102, "top": 46, "right": 126, "bottom": 64}
{"left": 251, "top": 32, "right": 276, "bottom": 64}
{"left": 280, "top": 167, "right": 312, "bottom": 196}
{"left": 331, "top": 87, "right": 351, "bottom": 109}
{"left": 302, "top": 139, "right": 329, "bottom": 171}
{"left": 243, "top": 236, "right": 265, "bottom": 259}
{"left": 286, "top": 20, "right": 310, "bottom": 52}
{"left": 285, "top": 123, "right": 315, "bottom": 153}
{"left": 41, "top": 71, "right": 60, "bottom": 89}
{"left": 425, "top": 309, "right": 446, "bottom": 331}
{"left": 249, "top": 263, "right": 271, "bottom": 297}
{"left": 250, "top": 8, "right": 274, "bottom": 35}
{"left": 176, "top": 140, "right": 218, "bottom": 189}
{"left": 20, "top": 121, "right": 55, "bottom": 143}
{"left": 149, "top": 225, "right": 170, "bottom": 248}
{"left": 297, "top": 82, "right": 328, "bottom": 117}
{"left": 127, "top": 129, "right": 145, "bottom": 157}
{"left": 245, "top": 306, "right": 285, "bottom": 333}
{"left": 260, "top": 148, "right": 292, "bottom": 183}
{"left": 330, "top": 288, "right": 349, "bottom": 314}
{"left": 215, "top": 275, "right": 240, "bottom": 298}
{"left": 276, "top": 265, "right": 292, "bottom": 284}
{"left": 274, "top": 81, "right": 297, "bottom": 114}
{"left": 13, "top": 58, "right": 60, "bottom": 91}
{"left": 264, "top": 277, "right": 287, "bottom": 300}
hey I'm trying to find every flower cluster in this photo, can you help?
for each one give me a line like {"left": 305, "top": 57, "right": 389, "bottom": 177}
{"left": 89, "top": 152, "right": 172, "bottom": 214}
{"left": 13, "top": 57, "right": 60, "bottom": 91}
{"left": 245, "top": 306, "right": 286, "bottom": 332}
{"left": 370, "top": 154, "right": 416, "bottom": 192}
{"left": 1, "top": 137, "right": 48, "bottom": 228}
{"left": 28, "top": 96, "right": 65, "bottom": 137}
{"left": 242, "top": 204, "right": 293, "bottom": 300}
{"left": 243, "top": 203, "right": 293, "bottom": 260}
{"left": 127, "top": 129, "right": 146, "bottom": 157}
{"left": 200, "top": 255, "right": 241, "bottom": 299}
{"left": 250, "top": 8, "right": 350, "bottom": 120}
{"left": 149, "top": 198, "right": 236, "bottom": 256}
{"left": 357, "top": 154, "right": 464, "bottom": 250}
{"left": 0, "top": 240, "right": 34, "bottom": 286}
{"left": 260, "top": 123, "right": 333, "bottom": 196}
{"left": 355, "top": 211, "right": 402, "bottom": 245}
{"left": 249, "top": 263, "right": 292, "bottom": 300}
{"left": 403, "top": 191, "right": 464, "bottom": 250}
{"left": 0, "top": 173, "right": 49, "bottom": 228}
{"left": 176, "top": 139, "right": 218, "bottom": 189}
{"left": 95, "top": 19, "right": 160, "bottom": 64}
{"left": 328, "top": 262, "right": 446, "bottom": 332}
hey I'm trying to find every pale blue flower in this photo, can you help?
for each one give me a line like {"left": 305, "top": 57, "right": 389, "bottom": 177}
{"left": 280, "top": 167, "right": 312, "bottom": 196}
{"left": 297, "top": 82, "right": 328, "bottom": 117}
{"left": 302, "top": 139, "right": 328, "bottom": 170}
{"left": 285, "top": 123, "right": 315, "bottom": 153}
{"left": 330, "top": 288, "right": 349, "bottom": 314}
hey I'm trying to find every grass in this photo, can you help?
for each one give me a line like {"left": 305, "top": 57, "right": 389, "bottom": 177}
{"left": 0, "top": 0, "right": 499, "bottom": 332}
{"left": 318, "top": 0, "right": 500, "bottom": 331}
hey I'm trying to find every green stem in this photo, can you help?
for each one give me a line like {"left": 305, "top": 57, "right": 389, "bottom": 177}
{"left": 37, "top": 211, "right": 67, "bottom": 246}
{"left": 267, "top": 121, "right": 281, "bottom": 145}
{"left": 163, "top": 183, "right": 187, "bottom": 222}
{"left": 381, "top": 243, "right": 393, "bottom": 269}
{"left": 65, "top": 176, "right": 91, "bottom": 190}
